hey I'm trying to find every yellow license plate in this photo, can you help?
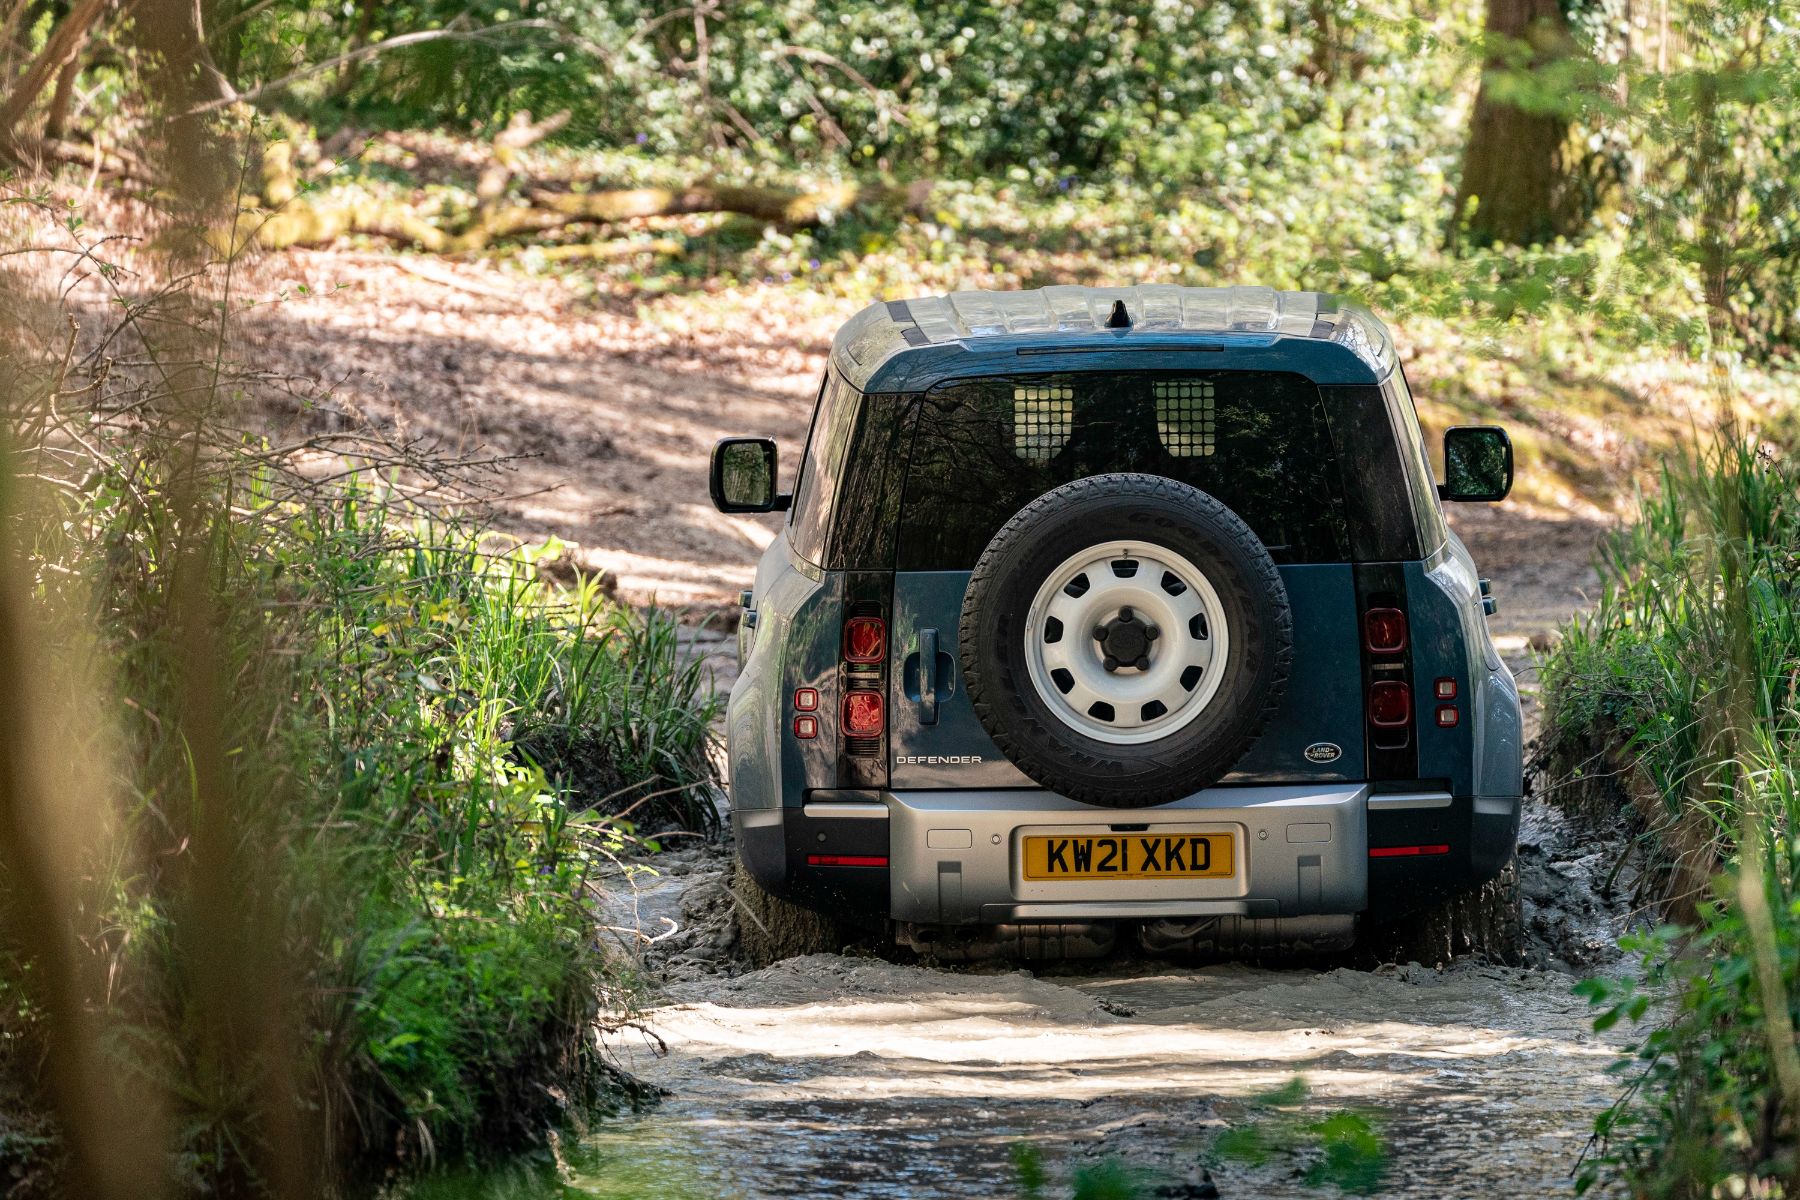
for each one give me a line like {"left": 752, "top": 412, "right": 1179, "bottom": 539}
{"left": 1022, "top": 832, "right": 1234, "bottom": 881}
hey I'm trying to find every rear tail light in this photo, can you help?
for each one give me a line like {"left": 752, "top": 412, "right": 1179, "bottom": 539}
{"left": 794, "top": 688, "right": 819, "bottom": 711}
{"left": 843, "top": 617, "right": 886, "bottom": 664}
{"left": 1363, "top": 608, "right": 1408, "bottom": 654}
{"left": 1434, "top": 677, "right": 1457, "bottom": 700}
{"left": 1436, "top": 704, "right": 1459, "bottom": 728}
{"left": 842, "top": 690, "right": 884, "bottom": 737}
{"left": 1368, "top": 680, "right": 1412, "bottom": 727}
{"left": 793, "top": 715, "right": 819, "bottom": 739}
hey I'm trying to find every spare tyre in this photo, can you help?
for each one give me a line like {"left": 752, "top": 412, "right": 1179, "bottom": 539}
{"left": 960, "top": 473, "right": 1292, "bottom": 807}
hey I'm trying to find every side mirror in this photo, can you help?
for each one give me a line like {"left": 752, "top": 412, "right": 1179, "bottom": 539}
{"left": 709, "top": 437, "right": 789, "bottom": 513}
{"left": 1441, "top": 426, "right": 1513, "bottom": 502}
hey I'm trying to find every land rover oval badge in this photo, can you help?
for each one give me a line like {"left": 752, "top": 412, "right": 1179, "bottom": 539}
{"left": 1304, "top": 742, "right": 1343, "bottom": 764}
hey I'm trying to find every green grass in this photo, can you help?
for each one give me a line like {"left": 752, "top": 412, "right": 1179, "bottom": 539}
{"left": 1541, "top": 433, "right": 1800, "bottom": 1197}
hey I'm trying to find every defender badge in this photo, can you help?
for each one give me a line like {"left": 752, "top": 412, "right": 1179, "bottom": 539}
{"left": 1304, "top": 742, "right": 1343, "bottom": 764}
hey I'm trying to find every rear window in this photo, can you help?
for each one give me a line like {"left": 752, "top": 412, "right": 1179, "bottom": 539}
{"left": 896, "top": 371, "right": 1352, "bottom": 571}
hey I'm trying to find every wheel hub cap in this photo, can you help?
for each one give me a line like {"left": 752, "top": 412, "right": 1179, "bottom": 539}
{"left": 1023, "top": 540, "right": 1231, "bottom": 745}
{"left": 1094, "top": 606, "right": 1158, "bottom": 672}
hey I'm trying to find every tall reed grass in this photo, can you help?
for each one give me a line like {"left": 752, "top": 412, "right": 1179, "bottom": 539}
{"left": 1542, "top": 433, "right": 1800, "bottom": 1197}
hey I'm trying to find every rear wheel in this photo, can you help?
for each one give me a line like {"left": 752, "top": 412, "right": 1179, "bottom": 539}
{"left": 1361, "top": 857, "right": 1524, "bottom": 966}
{"left": 961, "top": 473, "right": 1292, "bottom": 807}
{"left": 729, "top": 862, "right": 847, "bottom": 967}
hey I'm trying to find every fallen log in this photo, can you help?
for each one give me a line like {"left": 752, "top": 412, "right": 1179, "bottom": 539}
{"left": 238, "top": 178, "right": 932, "bottom": 252}
{"left": 242, "top": 200, "right": 448, "bottom": 252}
{"left": 526, "top": 179, "right": 933, "bottom": 228}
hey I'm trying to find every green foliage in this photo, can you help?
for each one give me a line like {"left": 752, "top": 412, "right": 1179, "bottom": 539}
{"left": 1210, "top": 1077, "right": 1388, "bottom": 1195}
{"left": 0, "top": 192, "right": 717, "bottom": 1195}
{"left": 1009, "top": 1144, "right": 1157, "bottom": 1200}
{"left": 1542, "top": 435, "right": 1800, "bottom": 1197}
{"left": 232, "top": 0, "right": 1472, "bottom": 183}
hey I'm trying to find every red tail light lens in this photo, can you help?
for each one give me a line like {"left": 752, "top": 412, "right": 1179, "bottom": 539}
{"left": 842, "top": 690, "right": 884, "bottom": 737}
{"left": 1368, "top": 680, "right": 1412, "bottom": 727}
{"left": 1363, "top": 608, "right": 1408, "bottom": 654}
{"left": 843, "top": 617, "right": 886, "bottom": 664}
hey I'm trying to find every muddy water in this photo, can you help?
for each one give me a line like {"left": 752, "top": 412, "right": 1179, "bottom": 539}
{"left": 563, "top": 953, "right": 1631, "bottom": 1199}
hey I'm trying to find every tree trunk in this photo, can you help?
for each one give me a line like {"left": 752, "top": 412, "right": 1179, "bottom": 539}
{"left": 0, "top": 0, "right": 111, "bottom": 158}
{"left": 129, "top": 0, "right": 238, "bottom": 203}
{"left": 1452, "top": 0, "right": 1578, "bottom": 246}
{"left": 43, "top": 52, "right": 81, "bottom": 140}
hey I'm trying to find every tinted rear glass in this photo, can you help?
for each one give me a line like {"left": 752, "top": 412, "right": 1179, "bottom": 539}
{"left": 788, "top": 372, "right": 855, "bottom": 565}
{"left": 896, "top": 371, "right": 1351, "bottom": 570}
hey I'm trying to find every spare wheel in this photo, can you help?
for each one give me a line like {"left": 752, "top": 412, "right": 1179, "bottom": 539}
{"left": 959, "top": 473, "right": 1292, "bottom": 807}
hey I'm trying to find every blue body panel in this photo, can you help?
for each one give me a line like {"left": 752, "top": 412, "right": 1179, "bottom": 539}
{"left": 860, "top": 335, "right": 1385, "bottom": 394}
{"left": 886, "top": 565, "right": 1368, "bottom": 792}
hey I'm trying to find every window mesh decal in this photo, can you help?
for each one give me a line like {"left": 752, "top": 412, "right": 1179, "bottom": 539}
{"left": 1012, "top": 385, "right": 1073, "bottom": 462}
{"left": 1154, "top": 380, "right": 1216, "bottom": 457}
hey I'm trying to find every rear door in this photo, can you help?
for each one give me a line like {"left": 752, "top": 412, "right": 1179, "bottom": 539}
{"left": 886, "top": 370, "right": 1367, "bottom": 792}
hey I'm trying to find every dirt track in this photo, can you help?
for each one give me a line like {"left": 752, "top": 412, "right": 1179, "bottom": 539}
{"left": 255, "top": 253, "right": 1641, "bottom": 1197}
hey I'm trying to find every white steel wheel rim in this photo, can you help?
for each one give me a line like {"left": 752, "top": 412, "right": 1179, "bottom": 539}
{"left": 1022, "top": 540, "right": 1231, "bottom": 745}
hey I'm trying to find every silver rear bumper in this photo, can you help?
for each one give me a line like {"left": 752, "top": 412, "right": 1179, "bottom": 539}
{"left": 873, "top": 784, "right": 1369, "bottom": 925}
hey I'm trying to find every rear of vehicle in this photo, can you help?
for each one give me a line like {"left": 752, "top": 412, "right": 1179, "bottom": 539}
{"left": 718, "top": 286, "right": 1522, "bottom": 954}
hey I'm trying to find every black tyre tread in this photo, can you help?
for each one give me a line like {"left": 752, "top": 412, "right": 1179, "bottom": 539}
{"left": 1361, "top": 857, "right": 1524, "bottom": 967}
{"left": 730, "top": 862, "right": 845, "bottom": 967}
{"left": 960, "top": 473, "right": 1293, "bottom": 807}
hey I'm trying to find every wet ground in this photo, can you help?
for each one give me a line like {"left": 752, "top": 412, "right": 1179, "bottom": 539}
{"left": 584, "top": 954, "right": 1631, "bottom": 1198}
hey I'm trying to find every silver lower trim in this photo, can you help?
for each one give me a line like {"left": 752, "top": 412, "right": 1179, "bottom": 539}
{"left": 886, "top": 784, "right": 1368, "bottom": 925}
{"left": 1367, "top": 791, "right": 1453, "bottom": 811}
{"left": 1002, "top": 899, "right": 1251, "bottom": 920}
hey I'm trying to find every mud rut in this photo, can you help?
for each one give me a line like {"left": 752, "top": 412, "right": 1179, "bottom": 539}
{"left": 238, "top": 258, "right": 1643, "bottom": 1196}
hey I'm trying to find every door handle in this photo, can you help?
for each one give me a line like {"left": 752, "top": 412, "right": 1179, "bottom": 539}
{"left": 919, "top": 627, "right": 939, "bottom": 726}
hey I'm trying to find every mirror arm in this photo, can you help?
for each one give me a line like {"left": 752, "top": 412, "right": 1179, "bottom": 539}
{"left": 774, "top": 492, "right": 793, "bottom": 512}
{"left": 1435, "top": 482, "right": 1448, "bottom": 501}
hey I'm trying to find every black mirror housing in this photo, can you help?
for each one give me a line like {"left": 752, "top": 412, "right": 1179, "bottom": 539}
{"left": 1441, "top": 425, "right": 1514, "bottom": 502}
{"left": 710, "top": 437, "right": 788, "bottom": 513}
